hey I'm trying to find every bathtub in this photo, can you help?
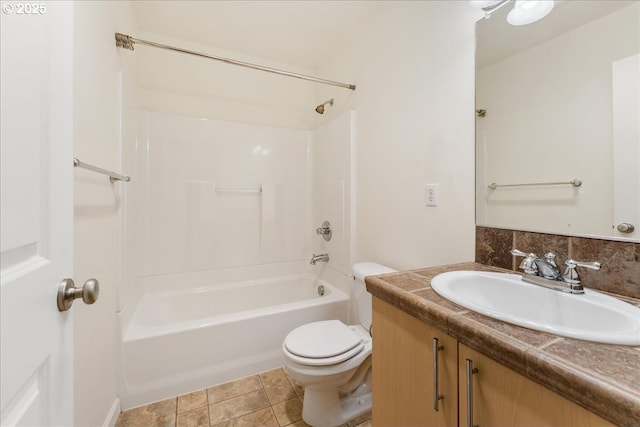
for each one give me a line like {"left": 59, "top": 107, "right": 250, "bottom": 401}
{"left": 118, "top": 271, "right": 350, "bottom": 409}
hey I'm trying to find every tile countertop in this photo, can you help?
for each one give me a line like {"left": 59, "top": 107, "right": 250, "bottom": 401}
{"left": 365, "top": 262, "right": 640, "bottom": 427}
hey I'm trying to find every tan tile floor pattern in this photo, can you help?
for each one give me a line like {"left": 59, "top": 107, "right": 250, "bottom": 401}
{"left": 115, "top": 368, "right": 372, "bottom": 427}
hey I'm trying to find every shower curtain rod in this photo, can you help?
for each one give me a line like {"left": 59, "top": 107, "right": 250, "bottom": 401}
{"left": 115, "top": 33, "right": 356, "bottom": 91}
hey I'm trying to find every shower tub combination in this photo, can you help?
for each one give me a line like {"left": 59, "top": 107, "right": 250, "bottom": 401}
{"left": 118, "top": 267, "right": 350, "bottom": 409}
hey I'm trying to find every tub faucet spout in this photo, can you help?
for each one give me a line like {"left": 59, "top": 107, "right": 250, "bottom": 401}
{"left": 310, "top": 253, "right": 329, "bottom": 265}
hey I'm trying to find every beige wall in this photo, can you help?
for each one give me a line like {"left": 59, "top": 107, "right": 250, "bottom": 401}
{"left": 315, "top": 1, "right": 480, "bottom": 270}
{"left": 73, "top": 1, "right": 137, "bottom": 425}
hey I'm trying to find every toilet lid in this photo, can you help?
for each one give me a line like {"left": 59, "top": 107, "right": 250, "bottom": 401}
{"left": 284, "top": 320, "right": 363, "bottom": 363}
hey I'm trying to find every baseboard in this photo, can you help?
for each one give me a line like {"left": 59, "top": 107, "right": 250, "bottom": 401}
{"left": 103, "top": 397, "right": 121, "bottom": 427}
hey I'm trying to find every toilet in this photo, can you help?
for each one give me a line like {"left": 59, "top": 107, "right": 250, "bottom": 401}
{"left": 282, "top": 262, "right": 397, "bottom": 427}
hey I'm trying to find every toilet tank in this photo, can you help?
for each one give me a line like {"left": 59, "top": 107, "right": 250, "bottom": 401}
{"left": 352, "top": 262, "right": 397, "bottom": 332}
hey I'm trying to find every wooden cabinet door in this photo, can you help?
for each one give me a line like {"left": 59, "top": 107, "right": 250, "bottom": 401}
{"left": 459, "top": 344, "right": 614, "bottom": 427}
{"left": 372, "top": 298, "right": 457, "bottom": 426}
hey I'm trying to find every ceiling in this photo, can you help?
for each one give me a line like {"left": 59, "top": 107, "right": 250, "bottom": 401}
{"left": 131, "top": 1, "right": 381, "bottom": 70}
{"left": 132, "top": 1, "right": 637, "bottom": 77}
{"left": 477, "top": 0, "right": 636, "bottom": 68}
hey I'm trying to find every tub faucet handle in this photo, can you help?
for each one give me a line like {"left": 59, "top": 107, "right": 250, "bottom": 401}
{"left": 316, "top": 221, "right": 332, "bottom": 241}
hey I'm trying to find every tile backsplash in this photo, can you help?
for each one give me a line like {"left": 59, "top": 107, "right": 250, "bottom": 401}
{"left": 476, "top": 226, "right": 640, "bottom": 299}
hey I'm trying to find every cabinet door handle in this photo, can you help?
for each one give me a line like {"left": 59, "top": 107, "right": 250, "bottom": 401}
{"left": 466, "top": 358, "right": 479, "bottom": 427}
{"left": 433, "top": 338, "right": 445, "bottom": 412}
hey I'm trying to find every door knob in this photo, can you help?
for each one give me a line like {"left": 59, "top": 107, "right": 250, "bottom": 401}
{"left": 617, "top": 223, "right": 635, "bottom": 233}
{"left": 57, "top": 278, "right": 100, "bottom": 312}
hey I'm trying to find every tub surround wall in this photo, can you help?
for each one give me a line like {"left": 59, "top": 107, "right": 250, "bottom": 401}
{"left": 143, "top": 112, "right": 311, "bottom": 275}
{"left": 476, "top": 226, "right": 640, "bottom": 298}
{"left": 121, "top": 112, "right": 313, "bottom": 310}
{"left": 121, "top": 106, "right": 358, "bottom": 309}
{"left": 312, "top": 110, "right": 355, "bottom": 278}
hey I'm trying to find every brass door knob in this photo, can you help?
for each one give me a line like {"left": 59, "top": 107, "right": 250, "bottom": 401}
{"left": 57, "top": 278, "right": 100, "bottom": 312}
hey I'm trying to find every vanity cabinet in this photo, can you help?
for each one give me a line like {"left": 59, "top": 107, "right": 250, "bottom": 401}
{"left": 372, "top": 298, "right": 457, "bottom": 426}
{"left": 372, "top": 297, "right": 615, "bottom": 427}
{"left": 459, "top": 344, "right": 615, "bottom": 427}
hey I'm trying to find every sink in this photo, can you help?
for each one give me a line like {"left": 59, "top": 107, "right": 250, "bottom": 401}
{"left": 431, "top": 271, "right": 640, "bottom": 346}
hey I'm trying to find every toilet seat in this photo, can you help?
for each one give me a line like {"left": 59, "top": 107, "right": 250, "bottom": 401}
{"left": 284, "top": 320, "right": 364, "bottom": 366}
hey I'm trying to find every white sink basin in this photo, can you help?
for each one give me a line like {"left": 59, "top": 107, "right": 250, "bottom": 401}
{"left": 431, "top": 271, "right": 640, "bottom": 346}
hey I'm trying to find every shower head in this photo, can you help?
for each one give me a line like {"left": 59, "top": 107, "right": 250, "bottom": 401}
{"left": 315, "top": 98, "right": 334, "bottom": 114}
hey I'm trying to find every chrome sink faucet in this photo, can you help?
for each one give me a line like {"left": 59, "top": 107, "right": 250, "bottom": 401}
{"left": 511, "top": 249, "right": 600, "bottom": 294}
{"left": 310, "top": 253, "right": 330, "bottom": 265}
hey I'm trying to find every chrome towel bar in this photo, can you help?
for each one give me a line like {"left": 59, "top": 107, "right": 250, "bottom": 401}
{"left": 488, "top": 178, "right": 581, "bottom": 190}
{"left": 73, "top": 158, "right": 130, "bottom": 183}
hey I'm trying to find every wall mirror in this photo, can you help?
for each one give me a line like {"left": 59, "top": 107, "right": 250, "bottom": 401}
{"left": 475, "top": 0, "right": 639, "bottom": 242}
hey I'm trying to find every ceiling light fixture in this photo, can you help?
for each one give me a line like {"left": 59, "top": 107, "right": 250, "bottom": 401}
{"left": 507, "top": 1, "right": 555, "bottom": 26}
{"left": 470, "top": 0, "right": 555, "bottom": 26}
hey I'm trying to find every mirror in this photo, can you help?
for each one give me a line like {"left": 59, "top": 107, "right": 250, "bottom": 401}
{"left": 475, "top": 0, "right": 639, "bottom": 242}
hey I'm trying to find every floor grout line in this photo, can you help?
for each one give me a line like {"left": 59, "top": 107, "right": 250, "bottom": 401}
{"left": 116, "top": 367, "right": 370, "bottom": 427}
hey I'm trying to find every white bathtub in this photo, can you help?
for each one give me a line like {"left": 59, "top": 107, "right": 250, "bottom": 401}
{"left": 118, "top": 272, "right": 350, "bottom": 409}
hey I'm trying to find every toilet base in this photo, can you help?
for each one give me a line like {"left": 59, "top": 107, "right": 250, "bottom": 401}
{"left": 301, "top": 387, "right": 372, "bottom": 427}
{"left": 301, "top": 368, "right": 372, "bottom": 427}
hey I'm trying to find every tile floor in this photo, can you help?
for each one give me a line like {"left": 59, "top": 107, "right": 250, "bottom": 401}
{"left": 115, "top": 368, "right": 372, "bottom": 427}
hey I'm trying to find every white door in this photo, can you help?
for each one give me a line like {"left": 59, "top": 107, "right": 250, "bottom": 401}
{"left": 1, "top": 2, "right": 74, "bottom": 426}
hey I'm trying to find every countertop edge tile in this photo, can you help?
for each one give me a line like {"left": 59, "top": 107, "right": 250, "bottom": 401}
{"left": 525, "top": 348, "right": 640, "bottom": 427}
{"left": 367, "top": 276, "right": 451, "bottom": 331}
{"left": 447, "top": 311, "right": 531, "bottom": 374}
{"left": 365, "top": 262, "right": 640, "bottom": 427}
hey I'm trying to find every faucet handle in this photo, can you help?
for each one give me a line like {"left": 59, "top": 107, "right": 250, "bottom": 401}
{"left": 511, "top": 249, "right": 533, "bottom": 258}
{"left": 565, "top": 259, "right": 601, "bottom": 270}
{"left": 544, "top": 252, "right": 558, "bottom": 268}
{"left": 562, "top": 259, "right": 601, "bottom": 284}
{"left": 511, "top": 249, "right": 538, "bottom": 274}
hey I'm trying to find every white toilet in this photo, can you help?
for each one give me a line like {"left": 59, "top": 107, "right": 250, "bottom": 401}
{"left": 282, "top": 262, "right": 396, "bottom": 427}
